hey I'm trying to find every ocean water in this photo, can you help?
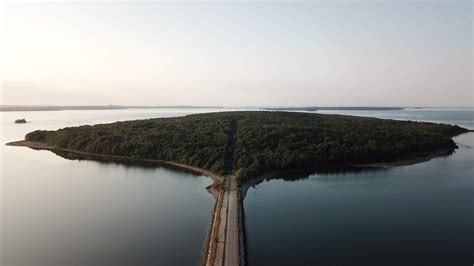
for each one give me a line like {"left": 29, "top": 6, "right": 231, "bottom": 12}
{"left": 0, "top": 108, "right": 241, "bottom": 266}
{"left": 314, "top": 107, "right": 474, "bottom": 129}
{"left": 1, "top": 107, "right": 473, "bottom": 265}
{"left": 244, "top": 108, "right": 474, "bottom": 265}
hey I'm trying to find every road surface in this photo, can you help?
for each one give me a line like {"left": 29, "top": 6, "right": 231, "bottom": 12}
{"left": 208, "top": 175, "right": 240, "bottom": 266}
{"left": 223, "top": 176, "right": 239, "bottom": 266}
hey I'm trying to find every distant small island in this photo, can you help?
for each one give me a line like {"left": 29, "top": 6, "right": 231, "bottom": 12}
{"left": 7, "top": 111, "right": 467, "bottom": 181}
{"left": 14, "top": 119, "right": 27, "bottom": 123}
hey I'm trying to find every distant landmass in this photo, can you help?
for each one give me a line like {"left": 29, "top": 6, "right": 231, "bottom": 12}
{"left": 8, "top": 111, "right": 467, "bottom": 181}
{"left": 0, "top": 105, "right": 127, "bottom": 112}
{"left": 0, "top": 105, "right": 224, "bottom": 112}
{"left": 1, "top": 105, "right": 425, "bottom": 112}
{"left": 262, "top": 106, "right": 404, "bottom": 111}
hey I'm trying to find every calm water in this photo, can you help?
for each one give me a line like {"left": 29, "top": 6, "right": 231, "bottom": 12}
{"left": 315, "top": 107, "right": 474, "bottom": 129}
{"left": 0, "top": 108, "right": 241, "bottom": 266}
{"left": 245, "top": 108, "right": 474, "bottom": 265}
{"left": 1, "top": 107, "right": 473, "bottom": 265}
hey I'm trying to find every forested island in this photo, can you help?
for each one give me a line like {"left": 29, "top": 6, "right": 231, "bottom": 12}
{"left": 10, "top": 111, "right": 467, "bottom": 181}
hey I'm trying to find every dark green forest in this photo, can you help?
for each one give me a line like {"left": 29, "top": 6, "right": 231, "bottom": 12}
{"left": 24, "top": 111, "right": 467, "bottom": 180}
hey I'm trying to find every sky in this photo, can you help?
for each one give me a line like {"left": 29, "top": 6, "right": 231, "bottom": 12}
{"left": 1, "top": 1, "right": 472, "bottom": 107}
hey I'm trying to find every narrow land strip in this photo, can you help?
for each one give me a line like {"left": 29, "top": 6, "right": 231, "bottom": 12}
{"left": 223, "top": 176, "right": 239, "bottom": 266}
{"left": 207, "top": 176, "right": 239, "bottom": 266}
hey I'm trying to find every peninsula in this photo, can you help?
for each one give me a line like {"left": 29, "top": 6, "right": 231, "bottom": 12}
{"left": 6, "top": 111, "right": 468, "bottom": 266}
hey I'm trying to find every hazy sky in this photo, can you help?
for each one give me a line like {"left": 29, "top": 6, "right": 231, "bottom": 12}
{"left": 1, "top": 1, "right": 472, "bottom": 107}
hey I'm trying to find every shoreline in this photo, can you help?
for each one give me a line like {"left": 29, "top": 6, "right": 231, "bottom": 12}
{"left": 5, "top": 139, "right": 459, "bottom": 266}
{"left": 355, "top": 149, "right": 453, "bottom": 168}
{"left": 6, "top": 140, "right": 454, "bottom": 180}
{"left": 6, "top": 139, "right": 456, "bottom": 198}
{"left": 203, "top": 186, "right": 224, "bottom": 266}
{"left": 6, "top": 140, "right": 225, "bottom": 266}
{"left": 239, "top": 149, "right": 455, "bottom": 199}
{"left": 6, "top": 140, "right": 225, "bottom": 184}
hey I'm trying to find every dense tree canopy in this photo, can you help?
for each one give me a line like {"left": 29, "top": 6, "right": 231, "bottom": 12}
{"left": 25, "top": 111, "right": 467, "bottom": 180}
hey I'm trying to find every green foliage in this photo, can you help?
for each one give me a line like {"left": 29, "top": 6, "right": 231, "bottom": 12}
{"left": 24, "top": 111, "right": 467, "bottom": 180}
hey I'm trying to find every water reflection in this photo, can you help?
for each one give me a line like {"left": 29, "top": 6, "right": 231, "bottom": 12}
{"left": 47, "top": 148, "right": 205, "bottom": 178}
{"left": 2, "top": 138, "right": 215, "bottom": 266}
{"left": 242, "top": 166, "right": 387, "bottom": 196}
{"left": 244, "top": 133, "right": 474, "bottom": 266}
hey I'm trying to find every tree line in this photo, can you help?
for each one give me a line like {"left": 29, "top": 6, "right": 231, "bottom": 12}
{"left": 25, "top": 111, "right": 467, "bottom": 180}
